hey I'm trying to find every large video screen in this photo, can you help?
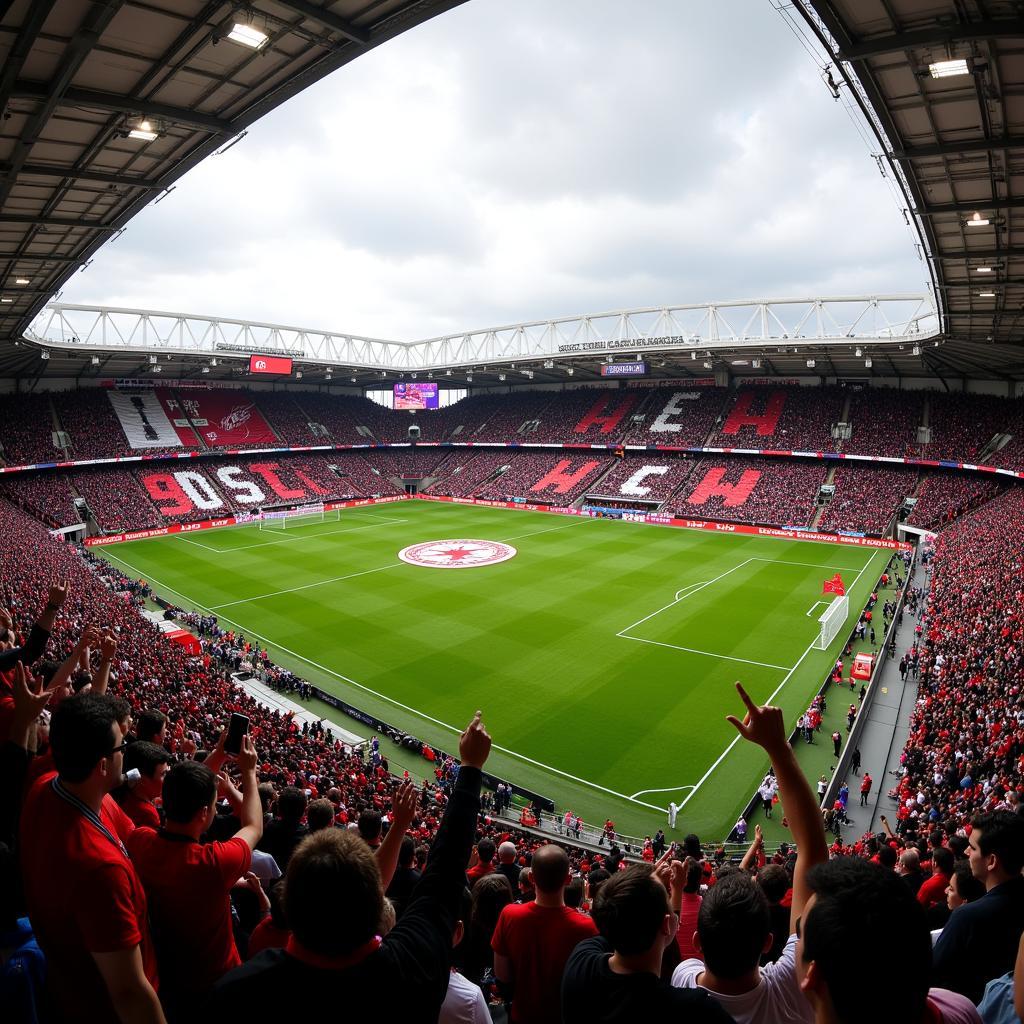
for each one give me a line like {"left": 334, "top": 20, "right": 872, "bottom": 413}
{"left": 249, "top": 354, "right": 293, "bottom": 375}
{"left": 394, "top": 382, "right": 439, "bottom": 409}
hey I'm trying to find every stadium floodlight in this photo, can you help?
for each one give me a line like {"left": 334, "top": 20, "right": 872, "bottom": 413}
{"left": 0, "top": 297, "right": 12, "bottom": 303}
{"left": 703, "top": 360, "right": 713, "bottom": 369}
{"left": 227, "top": 21, "right": 268, "bottom": 48}
{"left": 351, "top": 376, "right": 356, "bottom": 383}
{"left": 152, "top": 365, "right": 162, "bottom": 373}
{"left": 128, "top": 120, "right": 159, "bottom": 142}
{"left": 324, "top": 371, "right": 332, "bottom": 380}
{"left": 543, "top": 359, "right": 554, "bottom": 369}
{"left": 806, "top": 359, "right": 816, "bottom": 368}
{"left": 567, "top": 367, "right": 574, "bottom": 376}
{"left": 91, "top": 356, "right": 100, "bottom": 365}
{"left": 466, "top": 374, "right": 473, "bottom": 382}
{"left": 855, "top": 347, "right": 863, "bottom": 357}
{"left": 15, "top": 277, "right": 30, "bottom": 285}
{"left": 979, "top": 290, "right": 997, "bottom": 298}
{"left": 498, "top": 373, "right": 506, "bottom": 381}
{"left": 209, "top": 358, "right": 217, "bottom": 366}
{"left": 149, "top": 354, "right": 157, "bottom": 363}
{"left": 976, "top": 266, "right": 993, "bottom": 273}
{"left": 445, "top": 369, "right": 452, "bottom": 376}
{"left": 967, "top": 212, "right": 990, "bottom": 227}
{"left": 864, "top": 357, "right": 873, "bottom": 368}
{"left": 928, "top": 58, "right": 969, "bottom": 78}
{"left": 296, "top": 371, "right": 302, "bottom": 379}
{"left": 752, "top": 358, "right": 761, "bottom": 369}
{"left": 40, "top": 351, "right": 50, "bottom": 360}
{"left": 912, "top": 345, "right": 921, "bottom": 355}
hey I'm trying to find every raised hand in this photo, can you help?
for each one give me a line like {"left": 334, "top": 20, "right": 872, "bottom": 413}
{"left": 0, "top": 605, "right": 13, "bottom": 632}
{"left": 99, "top": 634, "right": 117, "bottom": 660}
{"left": 726, "top": 682, "right": 788, "bottom": 757}
{"left": 47, "top": 581, "right": 68, "bottom": 609}
{"left": 237, "top": 734, "right": 258, "bottom": 775}
{"left": 13, "top": 662, "right": 55, "bottom": 722}
{"left": 459, "top": 710, "right": 491, "bottom": 769}
{"left": 390, "top": 778, "right": 418, "bottom": 830}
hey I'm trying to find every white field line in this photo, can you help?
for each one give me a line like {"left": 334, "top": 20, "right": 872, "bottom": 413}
{"left": 752, "top": 557, "right": 863, "bottom": 571}
{"left": 209, "top": 562, "right": 403, "bottom": 610}
{"left": 176, "top": 536, "right": 223, "bottom": 552}
{"left": 500, "top": 518, "right": 593, "bottom": 542}
{"left": 674, "top": 582, "right": 705, "bottom": 601}
{"left": 631, "top": 783, "right": 697, "bottom": 799}
{"left": 806, "top": 600, "right": 828, "bottom": 617}
{"left": 98, "top": 547, "right": 668, "bottom": 814}
{"left": 619, "top": 635, "right": 792, "bottom": 672}
{"left": 204, "top": 514, "right": 409, "bottom": 552}
{"left": 674, "top": 550, "right": 879, "bottom": 813}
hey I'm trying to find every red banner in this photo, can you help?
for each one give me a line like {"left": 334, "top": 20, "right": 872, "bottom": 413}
{"left": 157, "top": 389, "right": 277, "bottom": 447}
{"left": 823, "top": 573, "right": 846, "bottom": 595}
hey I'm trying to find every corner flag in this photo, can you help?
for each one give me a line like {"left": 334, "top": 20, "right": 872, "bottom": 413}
{"left": 823, "top": 573, "right": 845, "bottom": 596}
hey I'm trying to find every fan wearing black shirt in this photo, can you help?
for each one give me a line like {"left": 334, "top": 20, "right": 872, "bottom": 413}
{"left": 562, "top": 865, "right": 734, "bottom": 1024}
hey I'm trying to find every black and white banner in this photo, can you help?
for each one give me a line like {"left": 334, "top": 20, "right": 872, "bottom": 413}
{"left": 108, "top": 391, "right": 183, "bottom": 449}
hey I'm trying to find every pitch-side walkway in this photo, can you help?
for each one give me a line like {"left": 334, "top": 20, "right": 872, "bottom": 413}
{"left": 840, "top": 559, "right": 927, "bottom": 837}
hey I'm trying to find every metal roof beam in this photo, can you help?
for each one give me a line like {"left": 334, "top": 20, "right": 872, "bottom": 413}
{"left": 0, "top": 214, "right": 117, "bottom": 230}
{"left": 11, "top": 81, "right": 234, "bottom": 134}
{"left": 8, "top": 161, "right": 160, "bottom": 189}
{"left": 893, "top": 136, "right": 1024, "bottom": 159}
{"left": 270, "top": 0, "right": 370, "bottom": 44}
{"left": 841, "top": 20, "right": 1024, "bottom": 61}
{"left": 920, "top": 196, "right": 1024, "bottom": 215}
{"left": 937, "top": 246, "right": 1024, "bottom": 260}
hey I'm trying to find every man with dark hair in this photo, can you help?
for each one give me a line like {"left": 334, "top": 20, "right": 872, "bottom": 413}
{"left": 20, "top": 693, "right": 165, "bottom": 1023}
{"left": 932, "top": 810, "right": 1024, "bottom": 1002}
{"left": 917, "top": 846, "right": 954, "bottom": 911}
{"left": 467, "top": 837, "right": 496, "bottom": 883}
{"left": 672, "top": 682, "right": 825, "bottom": 1023}
{"left": 305, "top": 798, "right": 335, "bottom": 833}
{"left": 127, "top": 735, "right": 263, "bottom": 1012}
{"left": 357, "top": 808, "right": 382, "bottom": 847}
{"left": 492, "top": 843, "right": 597, "bottom": 1024}
{"left": 115, "top": 741, "right": 171, "bottom": 828}
{"left": 135, "top": 709, "right": 168, "bottom": 746}
{"left": 207, "top": 712, "right": 492, "bottom": 1020}
{"left": 797, "top": 858, "right": 977, "bottom": 1022}
{"left": 562, "top": 865, "right": 732, "bottom": 1023}
{"left": 385, "top": 835, "right": 421, "bottom": 918}
{"left": 755, "top": 864, "right": 790, "bottom": 964}
{"left": 258, "top": 786, "right": 308, "bottom": 871}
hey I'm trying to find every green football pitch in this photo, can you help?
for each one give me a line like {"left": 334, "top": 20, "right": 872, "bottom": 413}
{"left": 95, "top": 501, "right": 889, "bottom": 840}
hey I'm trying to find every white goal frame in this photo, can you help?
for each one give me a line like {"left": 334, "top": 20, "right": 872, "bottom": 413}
{"left": 258, "top": 503, "right": 337, "bottom": 530}
{"left": 812, "top": 594, "right": 849, "bottom": 650}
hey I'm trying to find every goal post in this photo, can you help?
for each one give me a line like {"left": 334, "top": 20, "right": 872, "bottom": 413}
{"left": 258, "top": 503, "right": 337, "bottom": 531}
{"left": 812, "top": 594, "right": 849, "bottom": 650}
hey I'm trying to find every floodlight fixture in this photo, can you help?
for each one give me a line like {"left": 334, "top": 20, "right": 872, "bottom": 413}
{"left": 967, "top": 212, "right": 990, "bottom": 227}
{"left": 806, "top": 359, "right": 816, "bottom": 368}
{"left": 912, "top": 344, "right": 921, "bottom": 355}
{"left": 128, "top": 120, "right": 159, "bottom": 142}
{"left": 979, "top": 290, "right": 997, "bottom": 298}
{"left": 864, "top": 357, "right": 872, "bottom": 368}
{"left": 227, "top": 21, "right": 269, "bottom": 48}
{"left": 976, "top": 266, "right": 993, "bottom": 273}
{"left": 15, "top": 277, "right": 30, "bottom": 285}
{"left": 928, "top": 58, "right": 970, "bottom": 78}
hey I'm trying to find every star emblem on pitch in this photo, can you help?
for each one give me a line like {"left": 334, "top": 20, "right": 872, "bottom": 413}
{"left": 398, "top": 539, "right": 518, "bottom": 569}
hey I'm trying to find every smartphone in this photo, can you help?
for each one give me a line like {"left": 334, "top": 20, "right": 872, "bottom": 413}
{"left": 224, "top": 713, "right": 250, "bottom": 756}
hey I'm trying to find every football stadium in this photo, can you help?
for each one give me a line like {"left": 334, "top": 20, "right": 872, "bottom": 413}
{"left": 2, "top": 1, "right": 1023, "bottom": 1022}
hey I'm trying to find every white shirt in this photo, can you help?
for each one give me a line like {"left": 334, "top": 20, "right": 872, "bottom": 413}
{"left": 672, "top": 934, "right": 813, "bottom": 1024}
{"left": 439, "top": 970, "right": 490, "bottom": 1024}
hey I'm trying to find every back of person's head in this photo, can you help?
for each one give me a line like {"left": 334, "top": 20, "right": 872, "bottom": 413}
{"left": 802, "top": 858, "right": 930, "bottom": 1022}
{"left": 683, "top": 833, "right": 702, "bottom": 859}
{"left": 257, "top": 782, "right": 276, "bottom": 813}
{"left": 756, "top": 863, "right": 789, "bottom": 904}
{"left": 470, "top": 872, "right": 514, "bottom": 937}
{"left": 284, "top": 829, "right": 382, "bottom": 955}
{"left": 162, "top": 760, "right": 216, "bottom": 823}
{"left": 477, "top": 838, "right": 495, "bottom": 864}
{"left": 877, "top": 844, "right": 898, "bottom": 870}
{"left": 277, "top": 786, "right": 307, "bottom": 825}
{"left": 681, "top": 857, "right": 703, "bottom": 895}
{"left": 587, "top": 866, "right": 611, "bottom": 898}
{"left": 109, "top": 696, "right": 132, "bottom": 734}
{"left": 358, "top": 809, "right": 382, "bottom": 843}
{"left": 932, "top": 846, "right": 954, "bottom": 876}
{"left": 697, "top": 871, "right": 771, "bottom": 978}
{"left": 50, "top": 693, "right": 119, "bottom": 783}
{"left": 398, "top": 836, "right": 416, "bottom": 868}
{"left": 593, "top": 865, "right": 671, "bottom": 956}
{"left": 122, "top": 740, "right": 170, "bottom": 780}
{"left": 900, "top": 848, "right": 920, "bottom": 871}
{"left": 530, "top": 844, "right": 570, "bottom": 894}
{"left": 136, "top": 709, "right": 167, "bottom": 743}
{"left": 306, "top": 798, "right": 335, "bottom": 833}
{"left": 518, "top": 866, "right": 534, "bottom": 893}
{"left": 498, "top": 841, "right": 517, "bottom": 864}
{"left": 970, "top": 811, "right": 1024, "bottom": 876}
{"left": 565, "top": 875, "right": 584, "bottom": 910}
{"left": 948, "top": 834, "right": 969, "bottom": 859}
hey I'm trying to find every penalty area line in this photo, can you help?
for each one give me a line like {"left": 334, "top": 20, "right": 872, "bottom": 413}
{"left": 630, "top": 783, "right": 697, "bottom": 800}
{"left": 98, "top": 548, "right": 669, "bottom": 815}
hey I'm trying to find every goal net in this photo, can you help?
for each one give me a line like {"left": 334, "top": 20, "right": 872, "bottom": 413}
{"left": 812, "top": 595, "right": 849, "bottom": 650}
{"left": 259, "top": 503, "right": 337, "bottom": 530}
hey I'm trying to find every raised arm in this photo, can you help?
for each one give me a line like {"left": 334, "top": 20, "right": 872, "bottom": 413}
{"left": 376, "top": 779, "right": 417, "bottom": 890}
{"left": 740, "top": 823, "right": 764, "bottom": 872}
{"left": 727, "top": 682, "right": 828, "bottom": 935}
{"left": 93, "top": 633, "right": 117, "bottom": 696}
{"left": 233, "top": 735, "right": 264, "bottom": 850}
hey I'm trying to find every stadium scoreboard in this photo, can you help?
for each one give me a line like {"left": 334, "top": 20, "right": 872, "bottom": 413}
{"left": 395, "top": 382, "right": 439, "bottom": 409}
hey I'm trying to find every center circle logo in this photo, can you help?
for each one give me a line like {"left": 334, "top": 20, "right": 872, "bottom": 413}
{"left": 398, "top": 539, "right": 517, "bottom": 569}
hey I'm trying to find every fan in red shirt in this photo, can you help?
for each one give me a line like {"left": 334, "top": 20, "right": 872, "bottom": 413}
{"left": 467, "top": 838, "right": 497, "bottom": 883}
{"left": 20, "top": 692, "right": 164, "bottom": 1024}
{"left": 916, "top": 847, "right": 954, "bottom": 910}
{"left": 115, "top": 740, "right": 171, "bottom": 828}
{"left": 127, "top": 734, "right": 264, "bottom": 1014}
{"left": 492, "top": 843, "right": 598, "bottom": 1024}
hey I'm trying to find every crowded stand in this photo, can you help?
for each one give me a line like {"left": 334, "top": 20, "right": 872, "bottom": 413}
{"left": 0, "top": 393, "right": 64, "bottom": 465}
{"left": 585, "top": 454, "right": 697, "bottom": 505}
{"left": 476, "top": 452, "right": 614, "bottom": 505}
{"left": 73, "top": 469, "right": 161, "bottom": 534}
{"left": 421, "top": 451, "right": 511, "bottom": 497}
{"left": 907, "top": 473, "right": 1005, "bottom": 530}
{"left": 662, "top": 457, "right": 825, "bottom": 526}
{"left": 845, "top": 387, "right": 923, "bottom": 458}
{"left": 623, "top": 387, "right": 729, "bottom": 447}
{"left": 817, "top": 466, "right": 917, "bottom": 536}
{"left": 445, "top": 391, "right": 556, "bottom": 443}
{"left": 706, "top": 386, "right": 844, "bottom": 452}
{"left": 253, "top": 392, "right": 322, "bottom": 446}
{"left": 368, "top": 448, "right": 454, "bottom": 481}
{"left": 925, "top": 393, "right": 1024, "bottom": 463}
{"left": 0, "top": 471, "right": 80, "bottom": 529}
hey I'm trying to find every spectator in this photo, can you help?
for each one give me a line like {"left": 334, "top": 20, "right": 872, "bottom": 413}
{"left": 494, "top": 840, "right": 521, "bottom": 892}
{"left": 440, "top": 889, "right": 491, "bottom": 1024}
{"left": 917, "top": 846, "right": 954, "bottom": 911}
{"left": 671, "top": 856, "right": 704, "bottom": 963}
{"left": 305, "top": 798, "right": 335, "bottom": 833}
{"left": 461, "top": 872, "right": 514, "bottom": 993}
{"left": 898, "top": 848, "right": 926, "bottom": 897}
{"left": 20, "top": 693, "right": 164, "bottom": 1024}
{"left": 385, "top": 836, "right": 421, "bottom": 919}
{"left": 933, "top": 811, "right": 1024, "bottom": 1002}
{"left": 492, "top": 844, "right": 598, "bottom": 1024}
{"left": 562, "top": 864, "right": 732, "bottom": 1023}
{"left": 257, "top": 786, "right": 308, "bottom": 872}
{"left": 127, "top": 736, "right": 263, "bottom": 1012}
{"left": 672, "top": 682, "right": 827, "bottom": 1023}
{"left": 115, "top": 741, "right": 171, "bottom": 829}
{"left": 135, "top": 709, "right": 168, "bottom": 746}
{"left": 207, "top": 712, "right": 491, "bottom": 1019}
{"left": 467, "top": 838, "right": 496, "bottom": 884}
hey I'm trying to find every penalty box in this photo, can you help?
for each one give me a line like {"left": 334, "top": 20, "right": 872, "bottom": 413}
{"left": 616, "top": 555, "right": 864, "bottom": 672}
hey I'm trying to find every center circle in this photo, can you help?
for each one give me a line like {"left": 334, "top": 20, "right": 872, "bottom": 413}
{"left": 398, "top": 538, "right": 518, "bottom": 569}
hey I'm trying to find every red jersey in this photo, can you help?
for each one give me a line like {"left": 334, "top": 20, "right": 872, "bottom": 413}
{"left": 126, "top": 828, "right": 251, "bottom": 996}
{"left": 116, "top": 788, "right": 161, "bottom": 829}
{"left": 20, "top": 774, "right": 159, "bottom": 1024}
{"left": 917, "top": 871, "right": 950, "bottom": 909}
{"left": 467, "top": 861, "right": 496, "bottom": 883}
{"left": 492, "top": 902, "right": 598, "bottom": 1024}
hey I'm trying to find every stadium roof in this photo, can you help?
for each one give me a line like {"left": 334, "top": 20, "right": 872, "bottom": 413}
{"left": 800, "top": 0, "right": 1024, "bottom": 378}
{"left": 0, "top": 0, "right": 466, "bottom": 351}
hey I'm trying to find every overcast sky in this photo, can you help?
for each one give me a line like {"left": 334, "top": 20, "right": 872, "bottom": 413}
{"left": 60, "top": 0, "right": 926, "bottom": 340}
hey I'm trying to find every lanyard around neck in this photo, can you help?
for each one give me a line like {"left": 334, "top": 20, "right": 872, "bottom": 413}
{"left": 52, "top": 777, "right": 130, "bottom": 860}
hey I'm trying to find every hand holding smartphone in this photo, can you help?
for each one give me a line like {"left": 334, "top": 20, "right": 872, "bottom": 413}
{"left": 224, "top": 713, "right": 250, "bottom": 756}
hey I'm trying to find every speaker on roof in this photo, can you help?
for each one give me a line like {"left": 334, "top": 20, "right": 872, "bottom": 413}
{"left": 408, "top": 425, "right": 421, "bottom": 441}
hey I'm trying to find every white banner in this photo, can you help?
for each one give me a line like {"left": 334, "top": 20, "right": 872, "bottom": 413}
{"left": 108, "top": 391, "right": 183, "bottom": 448}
